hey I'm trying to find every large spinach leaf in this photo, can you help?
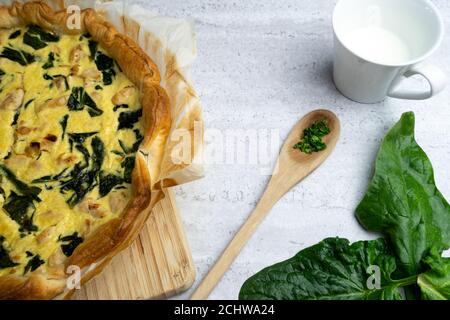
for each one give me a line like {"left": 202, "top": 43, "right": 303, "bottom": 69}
{"left": 239, "top": 238, "right": 411, "bottom": 300}
{"left": 356, "top": 112, "right": 450, "bottom": 276}
{"left": 418, "top": 251, "right": 450, "bottom": 300}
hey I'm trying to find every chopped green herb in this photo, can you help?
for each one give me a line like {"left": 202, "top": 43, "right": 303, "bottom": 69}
{"left": 0, "top": 236, "right": 19, "bottom": 270}
{"left": 111, "top": 150, "right": 126, "bottom": 157}
{"left": 60, "top": 114, "right": 69, "bottom": 140}
{"left": 95, "top": 85, "right": 103, "bottom": 91}
{"left": 113, "top": 104, "right": 129, "bottom": 112}
{"left": 59, "top": 233, "right": 83, "bottom": 257}
{"left": 68, "top": 132, "right": 97, "bottom": 152}
{"left": 119, "top": 140, "right": 132, "bottom": 155}
{"left": 99, "top": 173, "right": 123, "bottom": 198}
{"left": 101, "top": 69, "right": 116, "bottom": 86}
{"left": 0, "top": 47, "right": 35, "bottom": 66}
{"left": 61, "top": 164, "right": 97, "bottom": 208}
{"left": 32, "top": 168, "right": 68, "bottom": 184}
{"left": 293, "top": 120, "right": 331, "bottom": 154}
{"left": 95, "top": 52, "right": 114, "bottom": 71}
{"left": 75, "top": 144, "right": 90, "bottom": 165}
{"left": 88, "top": 40, "right": 98, "bottom": 59}
{"left": 118, "top": 133, "right": 143, "bottom": 155}
{"left": 89, "top": 44, "right": 116, "bottom": 86}
{"left": 67, "top": 87, "right": 103, "bottom": 117}
{"left": 0, "top": 165, "right": 41, "bottom": 202}
{"left": 118, "top": 109, "right": 143, "bottom": 130}
{"left": 23, "top": 25, "right": 59, "bottom": 50}
{"left": 132, "top": 129, "right": 144, "bottom": 152}
{"left": 24, "top": 32, "right": 47, "bottom": 50}
{"left": 3, "top": 191, "right": 38, "bottom": 235}
{"left": 91, "top": 136, "right": 105, "bottom": 172}
{"left": 24, "top": 99, "right": 35, "bottom": 109}
{"left": 42, "top": 52, "right": 55, "bottom": 69}
{"left": 8, "top": 30, "right": 21, "bottom": 40}
{"left": 23, "top": 254, "right": 44, "bottom": 274}
{"left": 11, "top": 110, "right": 20, "bottom": 126}
{"left": 60, "top": 137, "right": 105, "bottom": 207}
{"left": 121, "top": 156, "right": 135, "bottom": 183}
{"left": 43, "top": 74, "right": 69, "bottom": 90}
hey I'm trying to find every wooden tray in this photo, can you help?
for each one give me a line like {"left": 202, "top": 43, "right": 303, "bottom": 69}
{"left": 72, "top": 188, "right": 196, "bottom": 300}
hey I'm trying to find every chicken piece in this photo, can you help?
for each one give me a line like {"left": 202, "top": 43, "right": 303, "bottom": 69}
{"left": 39, "top": 210, "right": 65, "bottom": 226}
{"left": 0, "top": 88, "right": 24, "bottom": 111}
{"left": 37, "top": 95, "right": 69, "bottom": 113}
{"left": 36, "top": 226, "right": 56, "bottom": 244}
{"left": 82, "top": 68, "right": 101, "bottom": 82}
{"left": 77, "top": 197, "right": 108, "bottom": 219}
{"left": 57, "top": 153, "right": 78, "bottom": 166}
{"left": 83, "top": 219, "right": 92, "bottom": 235}
{"left": 41, "top": 134, "right": 58, "bottom": 151}
{"left": 47, "top": 266, "right": 66, "bottom": 279}
{"left": 16, "top": 125, "right": 35, "bottom": 136}
{"left": 70, "top": 64, "right": 80, "bottom": 76}
{"left": 109, "top": 191, "right": 129, "bottom": 214}
{"left": 10, "top": 255, "right": 21, "bottom": 264}
{"left": 4, "top": 154, "right": 30, "bottom": 169}
{"left": 81, "top": 68, "right": 102, "bottom": 88}
{"left": 52, "top": 76, "right": 67, "bottom": 91}
{"left": 24, "top": 142, "right": 41, "bottom": 158}
{"left": 90, "top": 91, "right": 103, "bottom": 104}
{"left": 69, "top": 44, "right": 85, "bottom": 64}
{"left": 111, "top": 86, "right": 135, "bottom": 105}
{"left": 48, "top": 248, "right": 66, "bottom": 267}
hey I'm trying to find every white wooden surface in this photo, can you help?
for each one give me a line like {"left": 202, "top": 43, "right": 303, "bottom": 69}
{"left": 138, "top": 0, "right": 450, "bottom": 300}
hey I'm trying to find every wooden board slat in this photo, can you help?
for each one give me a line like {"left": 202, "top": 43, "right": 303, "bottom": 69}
{"left": 72, "top": 188, "right": 196, "bottom": 300}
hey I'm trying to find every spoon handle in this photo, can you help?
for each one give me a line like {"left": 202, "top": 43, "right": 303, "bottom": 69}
{"left": 190, "top": 192, "right": 275, "bottom": 300}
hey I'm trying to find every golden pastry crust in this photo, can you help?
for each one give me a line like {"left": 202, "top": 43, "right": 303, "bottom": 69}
{"left": 0, "top": 1, "right": 171, "bottom": 300}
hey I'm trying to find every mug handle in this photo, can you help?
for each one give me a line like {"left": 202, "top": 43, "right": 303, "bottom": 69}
{"left": 388, "top": 63, "right": 448, "bottom": 100}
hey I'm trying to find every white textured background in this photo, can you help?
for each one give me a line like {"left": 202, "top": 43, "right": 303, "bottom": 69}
{"left": 137, "top": 0, "right": 450, "bottom": 300}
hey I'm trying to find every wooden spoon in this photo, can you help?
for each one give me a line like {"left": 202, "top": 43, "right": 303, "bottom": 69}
{"left": 190, "top": 109, "right": 340, "bottom": 300}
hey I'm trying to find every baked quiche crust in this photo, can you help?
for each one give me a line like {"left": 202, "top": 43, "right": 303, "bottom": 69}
{"left": 0, "top": 1, "right": 171, "bottom": 299}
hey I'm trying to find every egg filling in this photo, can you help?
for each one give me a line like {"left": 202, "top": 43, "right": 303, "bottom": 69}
{"left": 0, "top": 26, "right": 143, "bottom": 277}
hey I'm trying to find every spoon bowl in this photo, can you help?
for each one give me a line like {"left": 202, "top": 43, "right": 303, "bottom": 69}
{"left": 271, "top": 109, "right": 341, "bottom": 202}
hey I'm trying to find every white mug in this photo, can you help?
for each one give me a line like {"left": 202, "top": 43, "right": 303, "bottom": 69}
{"left": 333, "top": 0, "right": 448, "bottom": 104}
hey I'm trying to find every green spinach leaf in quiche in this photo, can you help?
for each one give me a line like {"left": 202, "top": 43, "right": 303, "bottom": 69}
{"left": 0, "top": 236, "right": 19, "bottom": 270}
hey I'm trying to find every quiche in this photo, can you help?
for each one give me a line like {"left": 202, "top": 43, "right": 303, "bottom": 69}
{"left": 0, "top": 1, "right": 171, "bottom": 299}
